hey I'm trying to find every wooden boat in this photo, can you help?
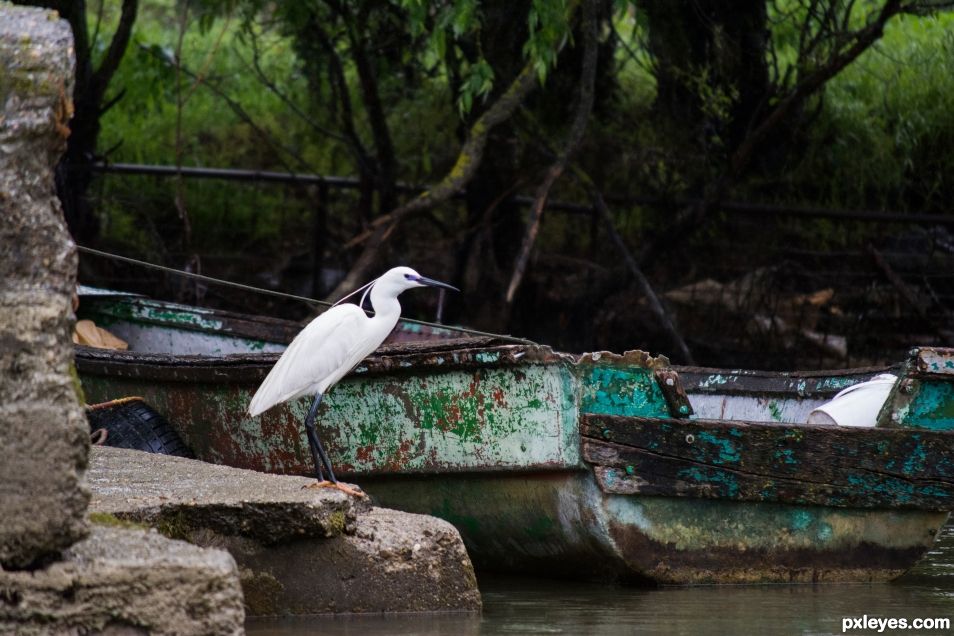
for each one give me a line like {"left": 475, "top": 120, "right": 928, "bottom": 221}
{"left": 75, "top": 290, "right": 954, "bottom": 584}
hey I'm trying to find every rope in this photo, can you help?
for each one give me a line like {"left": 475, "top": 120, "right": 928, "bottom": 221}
{"left": 78, "top": 245, "right": 328, "bottom": 307}
{"left": 85, "top": 395, "right": 145, "bottom": 411}
{"left": 76, "top": 245, "right": 537, "bottom": 346}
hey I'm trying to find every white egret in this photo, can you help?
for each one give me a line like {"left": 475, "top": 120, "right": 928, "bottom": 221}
{"left": 248, "top": 266, "right": 458, "bottom": 496}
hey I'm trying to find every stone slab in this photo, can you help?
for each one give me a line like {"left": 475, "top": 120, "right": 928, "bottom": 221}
{"left": 0, "top": 525, "right": 245, "bottom": 635}
{"left": 0, "top": 2, "right": 90, "bottom": 569}
{"left": 89, "top": 446, "right": 368, "bottom": 543}
{"left": 88, "top": 447, "right": 481, "bottom": 615}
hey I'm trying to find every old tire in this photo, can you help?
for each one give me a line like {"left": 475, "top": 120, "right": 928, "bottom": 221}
{"left": 87, "top": 400, "right": 193, "bottom": 458}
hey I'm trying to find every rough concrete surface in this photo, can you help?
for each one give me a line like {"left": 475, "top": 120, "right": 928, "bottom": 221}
{"left": 0, "top": 525, "right": 245, "bottom": 635}
{"left": 230, "top": 508, "right": 482, "bottom": 615}
{"left": 0, "top": 2, "right": 90, "bottom": 569}
{"left": 89, "top": 447, "right": 482, "bottom": 616}
{"left": 89, "top": 446, "right": 369, "bottom": 543}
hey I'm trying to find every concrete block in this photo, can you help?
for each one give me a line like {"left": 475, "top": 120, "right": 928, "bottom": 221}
{"left": 233, "top": 508, "right": 482, "bottom": 615}
{"left": 0, "top": 525, "right": 245, "bottom": 635}
{"left": 88, "top": 447, "right": 481, "bottom": 615}
{"left": 0, "top": 2, "right": 90, "bottom": 569}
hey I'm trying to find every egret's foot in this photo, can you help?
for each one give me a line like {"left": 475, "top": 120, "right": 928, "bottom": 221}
{"left": 301, "top": 480, "right": 367, "bottom": 498}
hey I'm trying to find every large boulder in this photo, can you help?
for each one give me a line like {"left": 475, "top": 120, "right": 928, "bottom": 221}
{"left": 0, "top": 1, "right": 90, "bottom": 569}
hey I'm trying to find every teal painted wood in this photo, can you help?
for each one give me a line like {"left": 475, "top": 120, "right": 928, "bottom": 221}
{"left": 582, "top": 415, "right": 954, "bottom": 510}
{"left": 77, "top": 295, "right": 462, "bottom": 356}
{"left": 915, "top": 348, "right": 954, "bottom": 377}
{"left": 876, "top": 348, "right": 954, "bottom": 431}
{"left": 579, "top": 365, "right": 671, "bottom": 418}
{"left": 900, "top": 381, "right": 954, "bottom": 431}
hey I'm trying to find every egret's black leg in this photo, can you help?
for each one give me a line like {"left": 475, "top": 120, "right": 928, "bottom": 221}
{"left": 303, "top": 393, "right": 337, "bottom": 483}
{"left": 302, "top": 396, "right": 325, "bottom": 481}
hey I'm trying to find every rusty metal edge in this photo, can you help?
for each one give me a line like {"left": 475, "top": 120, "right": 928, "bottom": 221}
{"left": 74, "top": 340, "right": 569, "bottom": 383}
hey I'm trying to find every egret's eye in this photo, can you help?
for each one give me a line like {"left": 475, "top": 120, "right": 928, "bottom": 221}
{"left": 404, "top": 274, "right": 416, "bottom": 280}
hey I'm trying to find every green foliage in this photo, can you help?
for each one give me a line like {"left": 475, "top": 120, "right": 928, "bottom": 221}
{"left": 780, "top": 12, "right": 954, "bottom": 212}
{"left": 89, "top": 0, "right": 954, "bottom": 299}
{"left": 401, "top": 0, "right": 572, "bottom": 114}
{"left": 458, "top": 58, "right": 494, "bottom": 115}
{"left": 524, "top": 0, "right": 573, "bottom": 83}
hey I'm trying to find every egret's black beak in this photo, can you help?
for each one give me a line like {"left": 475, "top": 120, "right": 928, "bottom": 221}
{"left": 418, "top": 276, "right": 459, "bottom": 292}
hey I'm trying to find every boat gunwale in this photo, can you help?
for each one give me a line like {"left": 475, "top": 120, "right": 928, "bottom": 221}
{"left": 77, "top": 339, "right": 905, "bottom": 403}
{"left": 73, "top": 339, "right": 564, "bottom": 383}
{"left": 674, "top": 364, "right": 900, "bottom": 398}
{"left": 78, "top": 295, "right": 464, "bottom": 344}
{"left": 78, "top": 295, "right": 303, "bottom": 343}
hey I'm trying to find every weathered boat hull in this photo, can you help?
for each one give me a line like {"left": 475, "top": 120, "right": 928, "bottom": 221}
{"left": 362, "top": 474, "right": 948, "bottom": 584}
{"left": 75, "top": 295, "right": 954, "bottom": 584}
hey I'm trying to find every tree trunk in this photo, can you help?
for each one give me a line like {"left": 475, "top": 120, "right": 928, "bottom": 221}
{"left": 642, "top": 0, "right": 769, "bottom": 154}
{"left": 16, "top": 0, "right": 139, "bottom": 245}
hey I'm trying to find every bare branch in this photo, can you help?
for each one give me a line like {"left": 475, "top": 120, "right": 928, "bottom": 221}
{"left": 241, "top": 28, "right": 350, "bottom": 146}
{"left": 326, "top": 60, "right": 540, "bottom": 302}
{"left": 332, "top": 0, "right": 399, "bottom": 212}
{"left": 570, "top": 167, "right": 695, "bottom": 364}
{"left": 145, "top": 45, "right": 312, "bottom": 174}
{"left": 505, "top": 0, "right": 598, "bottom": 303}
{"left": 730, "top": 0, "right": 903, "bottom": 178}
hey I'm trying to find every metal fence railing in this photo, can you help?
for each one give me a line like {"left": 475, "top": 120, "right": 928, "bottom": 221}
{"left": 77, "top": 163, "right": 954, "bottom": 370}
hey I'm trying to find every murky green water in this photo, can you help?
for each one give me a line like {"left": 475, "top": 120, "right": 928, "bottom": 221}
{"left": 247, "top": 522, "right": 954, "bottom": 635}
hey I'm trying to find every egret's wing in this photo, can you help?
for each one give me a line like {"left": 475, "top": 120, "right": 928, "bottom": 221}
{"left": 248, "top": 304, "right": 369, "bottom": 416}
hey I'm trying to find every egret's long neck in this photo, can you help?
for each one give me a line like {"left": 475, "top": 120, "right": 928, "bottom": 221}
{"left": 368, "top": 283, "right": 402, "bottom": 323}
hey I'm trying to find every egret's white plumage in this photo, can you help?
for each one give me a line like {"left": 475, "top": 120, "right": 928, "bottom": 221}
{"left": 248, "top": 266, "right": 454, "bottom": 417}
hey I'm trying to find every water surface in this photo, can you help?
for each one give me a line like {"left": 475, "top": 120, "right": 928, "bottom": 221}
{"left": 247, "top": 522, "right": 954, "bottom": 635}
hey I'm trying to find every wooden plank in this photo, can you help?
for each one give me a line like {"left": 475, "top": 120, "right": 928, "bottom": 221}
{"left": 674, "top": 365, "right": 892, "bottom": 398}
{"left": 653, "top": 368, "right": 693, "bottom": 418}
{"left": 581, "top": 414, "right": 954, "bottom": 510}
{"left": 915, "top": 347, "right": 954, "bottom": 379}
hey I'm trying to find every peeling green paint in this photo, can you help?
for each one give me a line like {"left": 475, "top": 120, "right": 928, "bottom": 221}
{"left": 903, "top": 443, "right": 928, "bottom": 473}
{"left": 901, "top": 381, "right": 954, "bottom": 431}
{"left": 88, "top": 298, "right": 224, "bottom": 331}
{"left": 775, "top": 448, "right": 797, "bottom": 465}
{"left": 695, "top": 431, "right": 740, "bottom": 464}
{"left": 815, "top": 377, "right": 860, "bottom": 392}
{"left": 394, "top": 322, "right": 456, "bottom": 338}
{"left": 475, "top": 351, "right": 501, "bottom": 364}
{"left": 677, "top": 466, "right": 740, "bottom": 497}
{"left": 790, "top": 510, "right": 812, "bottom": 531}
{"left": 78, "top": 299, "right": 285, "bottom": 356}
{"left": 580, "top": 366, "right": 669, "bottom": 418}
{"left": 311, "top": 363, "right": 580, "bottom": 473}
{"left": 697, "top": 374, "right": 732, "bottom": 389}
